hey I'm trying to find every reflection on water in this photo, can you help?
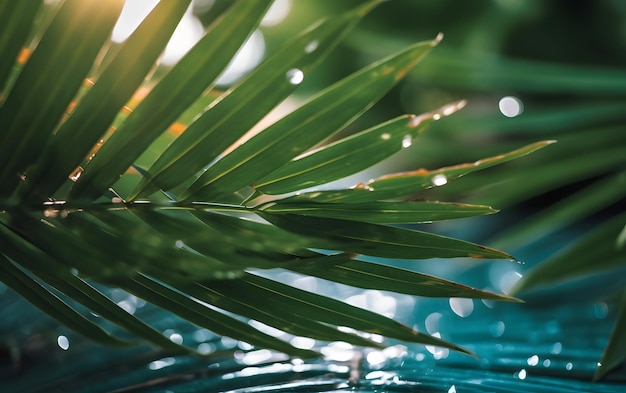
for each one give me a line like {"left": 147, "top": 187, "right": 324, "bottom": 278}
{"left": 0, "top": 270, "right": 624, "bottom": 392}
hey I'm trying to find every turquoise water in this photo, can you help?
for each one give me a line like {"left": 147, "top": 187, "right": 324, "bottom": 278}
{"left": 1, "top": 274, "right": 624, "bottom": 392}
{"left": 1, "top": 219, "right": 624, "bottom": 392}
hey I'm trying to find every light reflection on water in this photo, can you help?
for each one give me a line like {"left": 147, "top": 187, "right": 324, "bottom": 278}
{"left": 0, "top": 266, "right": 623, "bottom": 392}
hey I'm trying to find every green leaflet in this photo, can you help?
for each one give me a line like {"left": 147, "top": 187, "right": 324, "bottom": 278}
{"left": 288, "top": 257, "right": 519, "bottom": 302}
{"left": 255, "top": 102, "right": 466, "bottom": 195}
{"left": 23, "top": 0, "right": 197, "bottom": 200}
{"left": 122, "top": 274, "right": 319, "bottom": 359}
{"left": 242, "top": 273, "right": 473, "bottom": 354}
{"left": 260, "top": 200, "right": 497, "bottom": 224}
{"left": 131, "top": 2, "right": 380, "bottom": 199}
{"left": 0, "top": 0, "right": 124, "bottom": 196}
{"left": 182, "top": 38, "right": 441, "bottom": 201}
{"left": 511, "top": 211, "right": 626, "bottom": 294}
{"left": 282, "top": 140, "right": 555, "bottom": 204}
{"left": 159, "top": 275, "right": 384, "bottom": 349}
{"left": 0, "top": 0, "right": 42, "bottom": 93}
{"left": 259, "top": 213, "right": 513, "bottom": 260}
{"left": 0, "top": 232, "right": 185, "bottom": 352}
{"left": 491, "top": 172, "right": 626, "bottom": 250}
{"left": 0, "top": 254, "right": 130, "bottom": 347}
{"left": 0, "top": 0, "right": 549, "bottom": 359}
{"left": 69, "top": 0, "right": 270, "bottom": 200}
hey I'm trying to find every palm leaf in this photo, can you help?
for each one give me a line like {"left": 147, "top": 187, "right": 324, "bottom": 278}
{"left": 340, "top": 3, "right": 625, "bottom": 379}
{"left": 0, "top": 1, "right": 548, "bottom": 358}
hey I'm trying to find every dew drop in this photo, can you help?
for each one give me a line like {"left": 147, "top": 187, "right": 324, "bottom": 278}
{"left": 516, "top": 368, "right": 527, "bottom": 380}
{"left": 499, "top": 96, "right": 524, "bottom": 117}
{"left": 431, "top": 174, "right": 448, "bottom": 187}
{"left": 43, "top": 209, "right": 58, "bottom": 218}
{"left": 448, "top": 385, "right": 457, "bottom": 393}
{"left": 148, "top": 357, "right": 176, "bottom": 370}
{"left": 286, "top": 68, "right": 304, "bottom": 85}
{"left": 163, "top": 329, "right": 183, "bottom": 344}
{"left": 381, "top": 133, "right": 391, "bottom": 140}
{"left": 401, "top": 135, "right": 412, "bottom": 148}
{"left": 57, "top": 335, "right": 70, "bottom": 350}
{"left": 169, "top": 333, "right": 183, "bottom": 344}
{"left": 527, "top": 354, "right": 539, "bottom": 366}
{"left": 566, "top": 362, "right": 573, "bottom": 371}
{"left": 304, "top": 39, "right": 319, "bottom": 53}
{"left": 44, "top": 209, "right": 68, "bottom": 218}
{"left": 69, "top": 166, "right": 83, "bottom": 182}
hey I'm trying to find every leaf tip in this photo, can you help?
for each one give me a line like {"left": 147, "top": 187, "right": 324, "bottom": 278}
{"left": 408, "top": 99, "right": 467, "bottom": 128}
{"left": 433, "top": 32, "right": 444, "bottom": 46}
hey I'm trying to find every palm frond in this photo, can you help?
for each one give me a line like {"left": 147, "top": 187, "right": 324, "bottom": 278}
{"left": 0, "top": 0, "right": 549, "bottom": 358}
{"left": 334, "top": 4, "right": 626, "bottom": 379}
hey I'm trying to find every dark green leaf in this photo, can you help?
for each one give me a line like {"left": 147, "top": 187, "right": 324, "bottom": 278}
{"left": 159, "top": 274, "right": 383, "bottom": 349}
{"left": 512, "top": 211, "right": 626, "bottom": 294}
{"left": 183, "top": 39, "right": 441, "bottom": 200}
{"left": 260, "top": 200, "right": 496, "bottom": 224}
{"left": 0, "top": 0, "right": 124, "bottom": 194}
{"left": 256, "top": 102, "right": 466, "bottom": 195}
{"left": 23, "top": 0, "right": 205, "bottom": 199}
{"left": 0, "top": 0, "right": 42, "bottom": 93}
{"left": 492, "top": 171, "right": 626, "bottom": 249}
{"left": 290, "top": 258, "right": 519, "bottom": 302}
{"left": 0, "top": 254, "right": 130, "bottom": 347}
{"left": 122, "top": 274, "right": 319, "bottom": 358}
{"left": 132, "top": 2, "right": 380, "bottom": 199}
{"left": 283, "top": 141, "right": 554, "bottom": 204}
{"left": 69, "top": 0, "right": 271, "bottom": 200}
{"left": 238, "top": 273, "right": 473, "bottom": 354}
{"left": 260, "top": 213, "right": 513, "bottom": 260}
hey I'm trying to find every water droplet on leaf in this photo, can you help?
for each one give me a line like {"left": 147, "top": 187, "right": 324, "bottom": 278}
{"left": 431, "top": 174, "right": 448, "bottom": 186}
{"left": 304, "top": 39, "right": 319, "bottom": 53}
{"left": 69, "top": 166, "right": 83, "bottom": 182}
{"left": 286, "top": 68, "right": 304, "bottom": 85}
{"left": 401, "top": 135, "right": 412, "bottom": 148}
